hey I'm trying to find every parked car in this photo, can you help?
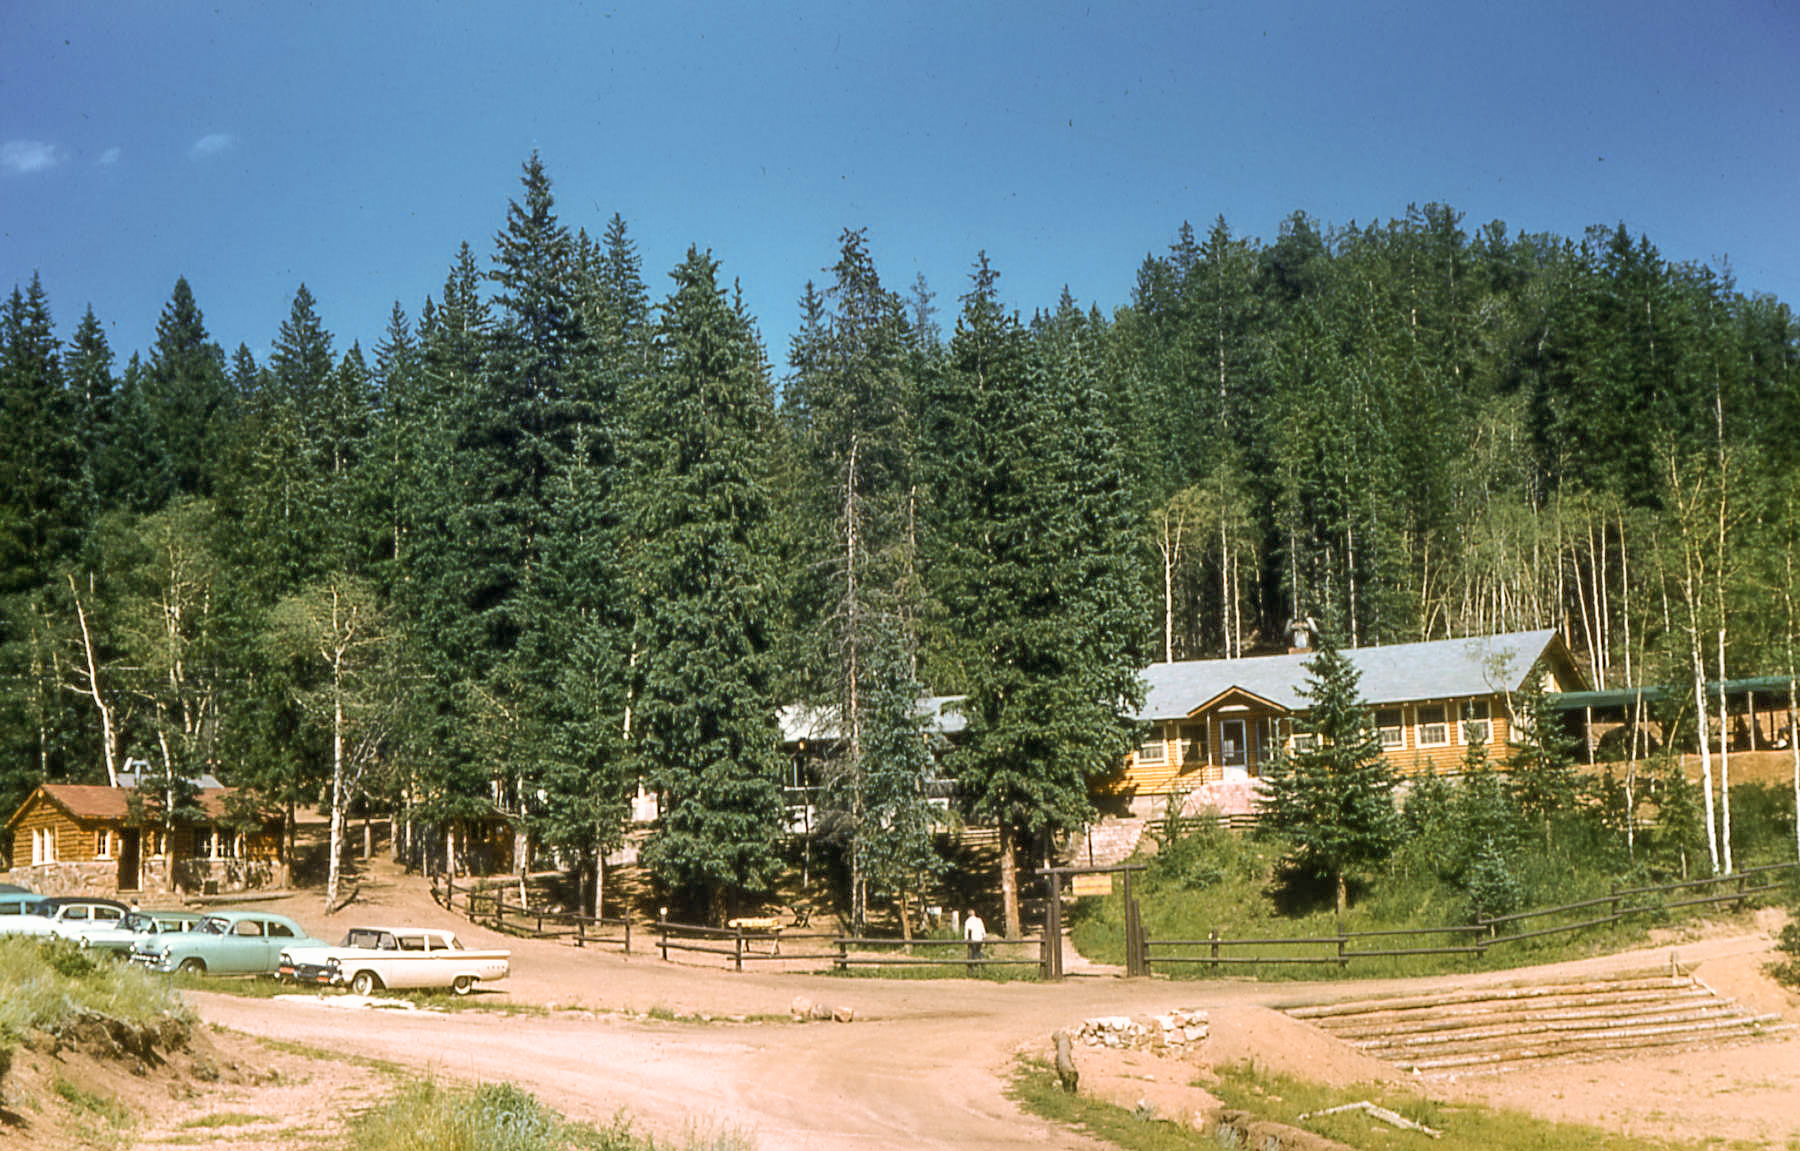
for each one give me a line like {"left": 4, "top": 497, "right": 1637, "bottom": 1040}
{"left": 78, "top": 909, "right": 205, "bottom": 955}
{"left": 279, "top": 925, "right": 510, "bottom": 996}
{"left": 129, "top": 910, "right": 318, "bottom": 975}
{"left": 41, "top": 896, "right": 133, "bottom": 940}
{"left": 0, "top": 891, "right": 54, "bottom": 935}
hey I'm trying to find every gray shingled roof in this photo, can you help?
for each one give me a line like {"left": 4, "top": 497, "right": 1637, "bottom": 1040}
{"left": 779, "top": 696, "right": 969, "bottom": 744}
{"left": 1136, "top": 629, "right": 1560, "bottom": 720}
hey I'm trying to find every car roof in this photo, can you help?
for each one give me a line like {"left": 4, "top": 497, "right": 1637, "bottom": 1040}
{"left": 345, "top": 925, "right": 452, "bottom": 935}
{"left": 43, "top": 896, "right": 131, "bottom": 910}
{"left": 200, "top": 909, "right": 303, "bottom": 926}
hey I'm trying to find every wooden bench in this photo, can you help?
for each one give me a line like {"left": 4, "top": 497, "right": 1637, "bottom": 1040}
{"left": 726, "top": 916, "right": 784, "bottom": 956}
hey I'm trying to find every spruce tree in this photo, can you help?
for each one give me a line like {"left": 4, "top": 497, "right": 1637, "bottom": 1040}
{"left": 1257, "top": 627, "right": 1400, "bottom": 918}
{"left": 925, "top": 255, "right": 1145, "bottom": 936}
{"left": 142, "top": 277, "right": 231, "bottom": 501}
{"left": 630, "top": 247, "right": 785, "bottom": 919}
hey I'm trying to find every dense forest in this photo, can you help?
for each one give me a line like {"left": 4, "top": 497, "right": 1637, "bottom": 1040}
{"left": 3, "top": 155, "right": 1797, "bottom": 922}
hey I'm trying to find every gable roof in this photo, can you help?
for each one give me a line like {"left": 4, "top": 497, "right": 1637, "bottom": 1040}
{"left": 6, "top": 784, "right": 244, "bottom": 832}
{"left": 1137, "top": 629, "right": 1573, "bottom": 721}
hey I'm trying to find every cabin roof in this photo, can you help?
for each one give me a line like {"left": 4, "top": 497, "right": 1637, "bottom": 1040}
{"left": 5, "top": 783, "right": 241, "bottom": 832}
{"left": 779, "top": 695, "right": 969, "bottom": 745}
{"left": 1137, "top": 629, "right": 1572, "bottom": 720}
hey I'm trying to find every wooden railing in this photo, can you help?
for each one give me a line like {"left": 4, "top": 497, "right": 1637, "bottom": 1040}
{"left": 831, "top": 935, "right": 1047, "bottom": 975}
{"left": 1145, "top": 861, "right": 1798, "bottom": 975}
{"left": 433, "top": 876, "right": 634, "bottom": 954}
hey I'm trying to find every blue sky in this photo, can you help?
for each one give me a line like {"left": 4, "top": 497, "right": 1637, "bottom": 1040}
{"left": 3, "top": 1, "right": 1795, "bottom": 371}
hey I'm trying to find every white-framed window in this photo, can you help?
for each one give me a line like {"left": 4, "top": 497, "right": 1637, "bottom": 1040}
{"left": 96, "top": 829, "right": 112, "bottom": 859}
{"left": 1136, "top": 726, "right": 1167, "bottom": 764}
{"left": 1461, "top": 699, "right": 1492, "bottom": 744}
{"left": 1375, "top": 708, "right": 1405, "bottom": 749}
{"left": 1291, "top": 730, "right": 1319, "bottom": 753}
{"left": 1416, "top": 704, "right": 1450, "bottom": 747}
{"left": 32, "top": 827, "right": 56, "bottom": 865}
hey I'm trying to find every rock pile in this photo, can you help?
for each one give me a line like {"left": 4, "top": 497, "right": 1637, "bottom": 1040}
{"left": 1073, "top": 1009, "right": 1209, "bottom": 1051}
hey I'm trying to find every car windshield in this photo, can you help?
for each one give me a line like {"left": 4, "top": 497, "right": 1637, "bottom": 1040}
{"left": 197, "top": 916, "right": 230, "bottom": 935}
{"left": 121, "top": 912, "right": 156, "bottom": 932}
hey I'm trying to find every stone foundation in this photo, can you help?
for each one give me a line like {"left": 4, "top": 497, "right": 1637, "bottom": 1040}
{"left": 2, "top": 857, "right": 287, "bottom": 899}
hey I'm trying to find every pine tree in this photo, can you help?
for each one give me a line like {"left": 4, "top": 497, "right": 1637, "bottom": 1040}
{"left": 142, "top": 277, "right": 231, "bottom": 501}
{"left": 1258, "top": 627, "right": 1400, "bottom": 918}
{"left": 0, "top": 276, "right": 87, "bottom": 597}
{"left": 630, "top": 247, "right": 785, "bottom": 919}
{"left": 925, "top": 255, "right": 1145, "bottom": 936}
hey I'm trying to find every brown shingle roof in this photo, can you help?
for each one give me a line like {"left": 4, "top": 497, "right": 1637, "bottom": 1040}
{"left": 11, "top": 783, "right": 241, "bottom": 828}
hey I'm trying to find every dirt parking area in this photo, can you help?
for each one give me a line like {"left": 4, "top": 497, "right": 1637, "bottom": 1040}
{"left": 41, "top": 859, "right": 1798, "bottom": 1150}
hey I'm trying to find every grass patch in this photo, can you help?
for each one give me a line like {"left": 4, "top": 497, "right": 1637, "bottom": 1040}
{"left": 169, "top": 970, "right": 295, "bottom": 998}
{"left": 53, "top": 1079, "right": 132, "bottom": 1128}
{"left": 1205, "top": 1061, "right": 1718, "bottom": 1151}
{"left": 1068, "top": 818, "right": 1784, "bottom": 982}
{"left": 0, "top": 936, "right": 188, "bottom": 1054}
{"left": 1011, "top": 1059, "right": 1722, "bottom": 1151}
{"left": 345, "top": 1079, "right": 752, "bottom": 1151}
{"left": 179, "top": 1111, "right": 271, "bottom": 1128}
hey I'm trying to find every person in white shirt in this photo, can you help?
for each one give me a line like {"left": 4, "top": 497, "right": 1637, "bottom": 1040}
{"left": 963, "top": 909, "right": 986, "bottom": 962}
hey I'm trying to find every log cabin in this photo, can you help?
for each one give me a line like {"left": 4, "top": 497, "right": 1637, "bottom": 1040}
{"left": 2, "top": 783, "right": 286, "bottom": 898}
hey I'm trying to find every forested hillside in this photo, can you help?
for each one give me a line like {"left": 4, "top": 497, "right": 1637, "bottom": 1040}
{"left": 3, "top": 156, "right": 1796, "bottom": 915}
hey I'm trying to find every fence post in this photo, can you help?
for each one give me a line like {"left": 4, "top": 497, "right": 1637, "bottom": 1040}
{"left": 835, "top": 938, "right": 846, "bottom": 972}
{"left": 734, "top": 929, "right": 744, "bottom": 973}
{"left": 1337, "top": 935, "right": 1348, "bottom": 971}
{"left": 494, "top": 890, "right": 504, "bottom": 928}
{"left": 624, "top": 918, "right": 632, "bottom": 956}
{"left": 658, "top": 921, "right": 668, "bottom": 963}
{"left": 575, "top": 917, "right": 586, "bottom": 948}
{"left": 1209, "top": 929, "right": 1220, "bottom": 969}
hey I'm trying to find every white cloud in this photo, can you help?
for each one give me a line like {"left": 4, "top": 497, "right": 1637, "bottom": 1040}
{"left": 189, "top": 133, "right": 236, "bottom": 158}
{"left": 98, "top": 146, "right": 122, "bottom": 166}
{"left": 2, "top": 140, "right": 63, "bottom": 174}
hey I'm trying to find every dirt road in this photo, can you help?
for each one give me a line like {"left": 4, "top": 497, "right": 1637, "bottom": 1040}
{"left": 174, "top": 861, "right": 1800, "bottom": 1149}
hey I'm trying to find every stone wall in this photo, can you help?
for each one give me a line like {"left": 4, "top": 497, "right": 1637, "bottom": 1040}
{"left": 2, "top": 856, "right": 287, "bottom": 898}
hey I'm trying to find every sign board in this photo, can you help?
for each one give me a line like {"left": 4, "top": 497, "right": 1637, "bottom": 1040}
{"left": 1070, "top": 873, "right": 1114, "bottom": 898}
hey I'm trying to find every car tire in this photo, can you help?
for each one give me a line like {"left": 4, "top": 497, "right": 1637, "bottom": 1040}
{"left": 178, "top": 957, "right": 205, "bottom": 975}
{"left": 351, "top": 970, "right": 380, "bottom": 997}
{"left": 452, "top": 975, "right": 475, "bottom": 996}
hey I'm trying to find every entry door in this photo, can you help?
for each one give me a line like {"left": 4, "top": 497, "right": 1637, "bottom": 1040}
{"left": 117, "top": 829, "right": 141, "bottom": 891}
{"left": 1219, "top": 719, "right": 1250, "bottom": 781}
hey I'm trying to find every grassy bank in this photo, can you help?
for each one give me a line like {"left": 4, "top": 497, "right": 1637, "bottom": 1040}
{"left": 1069, "top": 827, "right": 1793, "bottom": 981}
{"left": 1012, "top": 1059, "right": 1713, "bottom": 1151}
{"left": 347, "top": 1080, "right": 750, "bottom": 1151}
{"left": 0, "top": 936, "right": 189, "bottom": 1052}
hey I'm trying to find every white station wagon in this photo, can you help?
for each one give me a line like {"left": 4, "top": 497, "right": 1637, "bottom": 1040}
{"left": 280, "top": 926, "right": 510, "bottom": 996}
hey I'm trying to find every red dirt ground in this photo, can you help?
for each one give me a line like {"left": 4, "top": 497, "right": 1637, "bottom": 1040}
{"left": 7, "top": 856, "right": 1797, "bottom": 1150}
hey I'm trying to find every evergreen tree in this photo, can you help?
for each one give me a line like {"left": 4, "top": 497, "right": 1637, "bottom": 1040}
{"left": 925, "top": 255, "right": 1145, "bottom": 936}
{"left": 1257, "top": 627, "right": 1400, "bottom": 918}
{"left": 0, "top": 276, "right": 87, "bottom": 597}
{"left": 630, "top": 247, "right": 785, "bottom": 918}
{"left": 1505, "top": 666, "right": 1579, "bottom": 835}
{"left": 142, "top": 277, "right": 231, "bottom": 501}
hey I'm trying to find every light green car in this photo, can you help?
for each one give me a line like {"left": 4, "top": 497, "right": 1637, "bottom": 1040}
{"left": 129, "top": 910, "right": 319, "bottom": 975}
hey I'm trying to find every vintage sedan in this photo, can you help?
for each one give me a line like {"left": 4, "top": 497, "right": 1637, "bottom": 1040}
{"left": 0, "top": 891, "right": 54, "bottom": 935}
{"left": 130, "top": 910, "right": 318, "bottom": 975}
{"left": 41, "top": 896, "right": 133, "bottom": 940}
{"left": 279, "top": 925, "right": 510, "bottom": 996}
{"left": 78, "top": 909, "right": 205, "bottom": 955}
